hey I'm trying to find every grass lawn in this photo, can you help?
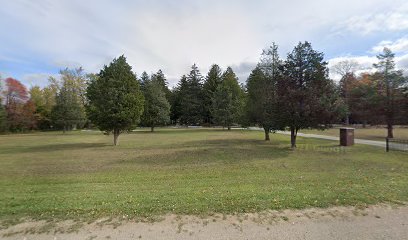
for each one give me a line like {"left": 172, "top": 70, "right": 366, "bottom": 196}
{"left": 0, "top": 129, "right": 407, "bottom": 223}
{"left": 300, "top": 127, "right": 408, "bottom": 141}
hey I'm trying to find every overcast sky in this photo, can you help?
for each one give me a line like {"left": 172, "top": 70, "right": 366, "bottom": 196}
{"left": 1, "top": 0, "right": 408, "bottom": 88}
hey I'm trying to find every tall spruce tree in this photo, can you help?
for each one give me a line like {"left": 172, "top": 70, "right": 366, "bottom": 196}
{"left": 278, "top": 42, "right": 341, "bottom": 148}
{"left": 50, "top": 69, "right": 87, "bottom": 132}
{"left": 51, "top": 81, "right": 85, "bottom": 133}
{"left": 86, "top": 55, "right": 144, "bottom": 146}
{"left": 246, "top": 67, "right": 277, "bottom": 140}
{"left": 141, "top": 77, "right": 171, "bottom": 132}
{"left": 203, "top": 64, "right": 223, "bottom": 124}
{"left": 179, "top": 64, "right": 204, "bottom": 125}
{"left": 170, "top": 75, "right": 187, "bottom": 124}
{"left": 246, "top": 43, "right": 283, "bottom": 140}
{"left": 212, "top": 67, "right": 243, "bottom": 130}
{"left": 139, "top": 71, "right": 150, "bottom": 93}
{"left": 373, "top": 47, "right": 407, "bottom": 138}
{"left": 151, "top": 70, "right": 171, "bottom": 101}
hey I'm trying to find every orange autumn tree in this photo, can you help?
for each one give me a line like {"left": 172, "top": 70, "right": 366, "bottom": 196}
{"left": 3, "top": 78, "right": 37, "bottom": 131}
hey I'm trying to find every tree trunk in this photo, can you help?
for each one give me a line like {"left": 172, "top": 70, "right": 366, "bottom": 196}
{"left": 151, "top": 126, "right": 154, "bottom": 132}
{"left": 345, "top": 115, "right": 350, "bottom": 125}
{"left": 63, "top": 124, "right": 66, "bottom": 134}
{"left": 113, "top": 129, "right": 120, "bottom": 146}
{"left": 227, "top": 126, "right": 231, "bottom": 131}
{"left": 290, "top": 127, "right": 297, "bottom": 148}
{"left": 264, "top": 127, "right": 270, "bottom": 141}
{"left": 387, "top": 123, "right": 394, "bottom": 139}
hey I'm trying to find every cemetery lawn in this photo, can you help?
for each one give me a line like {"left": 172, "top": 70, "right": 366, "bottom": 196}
{"left": 300, "top": 127, "right": 408, "bottom": 141}
{"left": 0, "top": 128, "right": 407, "bottom": 223}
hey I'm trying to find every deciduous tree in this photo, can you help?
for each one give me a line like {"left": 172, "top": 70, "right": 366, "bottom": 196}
{"left": 3, "top": 78, "right": 31, "bottom": 132}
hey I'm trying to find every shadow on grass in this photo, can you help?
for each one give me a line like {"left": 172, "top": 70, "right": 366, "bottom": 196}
{"left": 120, "top": 138, "right": 291, "bottom": 167}
{"left": 130, "top": 128, "right": 242, "bottom": 135}
{"left": 0, "top": 143, "right": 109, "bottom": 154}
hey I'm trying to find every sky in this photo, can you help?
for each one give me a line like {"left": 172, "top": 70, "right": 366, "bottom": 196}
{"left": 1, "top": 0, "right": 408, "bottom": 88}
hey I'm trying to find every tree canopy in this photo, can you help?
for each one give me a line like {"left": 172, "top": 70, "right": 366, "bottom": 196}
{"left": 277, "top": 42, "right": 342, "bottom": 147}
{"left": 86, "top": 55, "right": 144, "bottom": 145}
{"left": 212, "top": 67, "right": 244, "bottom": 130}
{"left": 141, "top": 74, "right": 171, "bottom": 132}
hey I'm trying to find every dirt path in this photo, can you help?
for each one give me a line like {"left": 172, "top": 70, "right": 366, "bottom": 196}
{"left": 2, "top": 204, "right": 408, "bottom": 240}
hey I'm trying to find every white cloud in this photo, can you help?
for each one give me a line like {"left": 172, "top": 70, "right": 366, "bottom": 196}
{"left": 328, "top": 53, "right": 408, "bottom": 80}
{"left": 21, "top": 73, "right": 59, "bottom": 88}
{"left": 328, "top": 56, "right": 377, "bottom": 80}
{"left": 338, "top": 3, "right": 408, "bottom": 35}
{"left": 1, "top": 0, "right": 408, "bottom": 87}
{"left": 371, "top": 36, "right": 408, "bottom": 53}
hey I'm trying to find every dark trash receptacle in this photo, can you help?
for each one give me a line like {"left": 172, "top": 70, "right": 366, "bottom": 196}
{"left": 340, "top": 128, "right": 354, "bottom": 146}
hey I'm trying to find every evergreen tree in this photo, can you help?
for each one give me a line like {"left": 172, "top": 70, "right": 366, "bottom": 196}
{"left": 373, "top": 47, "right": 407, "bottom": 138}
{"left": 212, "top": 67, "right": 244, "bottom": 130}
{"left": 170, "top": 75, "right": 187, "bottom": 124}
{"left": 49, "top": 68, "right": 87, "bottom": 131}
{"left": 51, "top": 81, "right": 85, "bottom": 133}
{"left": 179, "top": 64, "right": 204, "bottom": 125}
{"left": 246, "top": 67, "right": 278, "bottom": 140}
{"left": 86, "top": 55, "right": 144, "bottom": 146}
{"left": 203, "top": 64, "right": 223, "bottom": 124}
{"left": 141, "top": 78, "right": 171, "bottom": 132}
{"left": 278, "top": 42, "right": 342, "bottom": 148}
{"left": 151, "top": 70, "right": 171, "bottom": 100}
{"left": 246, "top": 43, "right": 283, "bottom": 140}
{"left": 139, "top": 71, "right": 150, "bottom": 93}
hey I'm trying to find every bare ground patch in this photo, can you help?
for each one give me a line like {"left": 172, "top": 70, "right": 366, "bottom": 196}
{"left": 1, "top": 204, "right": 407, "bottom": 240}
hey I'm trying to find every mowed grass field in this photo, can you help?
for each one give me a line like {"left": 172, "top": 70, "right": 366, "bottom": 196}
{"left": 0, "top": 129, "right": 407, "bottom": 223}
{"left": 300, "top": 127, "right": 408, "bottom": 141}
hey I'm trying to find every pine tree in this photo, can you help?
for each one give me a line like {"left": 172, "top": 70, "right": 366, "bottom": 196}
{"left": 373, "top": 47, "right": 407, "bottom": 138}
{"left": 51, "top": 82, "right": 85, "bottom": 133}
{"left": 141, "top": 77, "right": 171, "bottom": 132}
{"left": 86, "top": 55, "right": 144, "bottom": 146}
{"left": 212, "top": 67, "right": 244, "bottom": 130}
{"left": 151, "top": 70, "right": 171, "bottom": 100}
{"left": 278, "top": 42, "right": 341, "bottom": 148}
{"left": 170, "top": 75, "right": 187, "bottom": 124}
{"left": 203, "top": 64, "right": 223, "bottom": 124}
{"left": 179, "top": 64, "right": 204, "bottom": 125}
{"left": 139, "top": 71, "right": 150, "bottom": 93}
{"left": 246, "top": 43, "right": 283, "bottom": 140}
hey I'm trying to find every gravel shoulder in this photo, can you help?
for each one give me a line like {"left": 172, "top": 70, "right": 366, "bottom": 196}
{"left": 2, "top": 204, "right": 407, "bottom": 240}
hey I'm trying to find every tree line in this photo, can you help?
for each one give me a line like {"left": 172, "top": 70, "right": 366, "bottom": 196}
{"left": 0, "top": 41, "right": 407, "bottom": 147}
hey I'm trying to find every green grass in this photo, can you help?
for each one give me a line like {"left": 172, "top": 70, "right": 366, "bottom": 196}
{"left": 300, "top": 127, "right": 408, "bottom": 141}
{"left": 0, "top": 129, "right": 407, "bottom": 223}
